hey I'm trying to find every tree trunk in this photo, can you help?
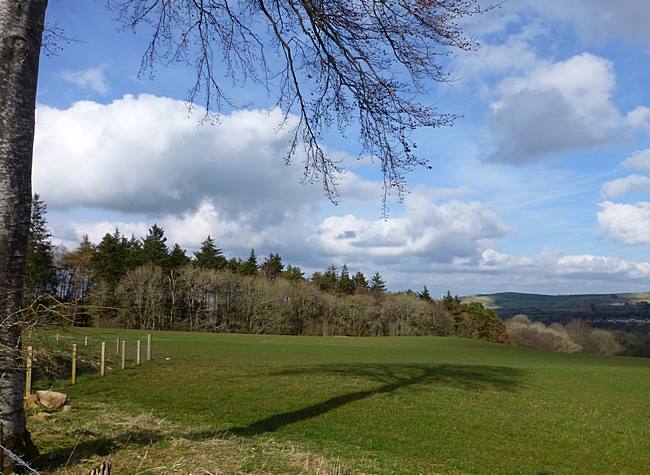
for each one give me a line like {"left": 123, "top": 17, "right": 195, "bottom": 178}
{"left": 0, "top": 0, "right": 47, "bottom": 472}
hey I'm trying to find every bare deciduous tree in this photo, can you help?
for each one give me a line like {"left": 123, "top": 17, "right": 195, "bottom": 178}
{"left": 1, "top": 0, "right": 487, "bottom": 469}
{"left": 108, "top": 0, "right": 486, "bottom": 202}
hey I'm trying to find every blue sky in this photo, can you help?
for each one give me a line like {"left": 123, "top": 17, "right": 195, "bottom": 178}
{"left": 35, "top": 0, "right": 650, "bottom": 295}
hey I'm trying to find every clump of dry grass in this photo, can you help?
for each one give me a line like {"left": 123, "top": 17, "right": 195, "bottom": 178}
{"left": 287, "top": 447, "right": 350, "bottom": 475}
{"left": 29, "top": 402, "right": 351, "bottom": 474}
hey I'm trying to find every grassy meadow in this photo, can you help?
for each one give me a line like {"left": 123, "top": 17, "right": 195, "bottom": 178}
{"left": 28, "top": 329, "right": 650, "bottom": 474}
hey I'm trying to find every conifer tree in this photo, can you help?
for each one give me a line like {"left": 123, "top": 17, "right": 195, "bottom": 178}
{"left": 93, "top": 228, "right": 134, "bottom": 289}
{"left": 284, "top": 264, "right": 305, "bottom": 281}
{"left": 418, "top": 285, "right": 432, "bottom": 301}
{"left": 169, "top": 243, "right": 191, "bottom": 269}
{"left": 369, "top": 271, "right": 386, "bottom": 294}
{"left": 226, "top": 257, "right": 241, "bottom": 273}
{"left": 141, "top": 224, "right": 170, "bottom": 268}
{"left": 442, "top": 290, "right": 461, "bottom": 311}
{"left": 240, "top": 248, "right": 258, "bottom": 275}
{"left": 338, "top": 264, "right": 354, "bottom": 294}
{"left": 194, "top": 236, "right": 227, "bottom": 269}
{"left": 352, "top": 271, "right": 368, "bottom": 293}
{"left": 319, "top": 265, "right": 339, "bottom": 293}
{"left": 261, "top": 253, "right": 284, "bottom": 279}
{"left": 24, "top": 194, "right": 55, "bottom": 298}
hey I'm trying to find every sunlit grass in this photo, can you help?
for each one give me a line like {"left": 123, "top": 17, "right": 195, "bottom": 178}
{"left": 30, "top": 329, "right": 650, "bottom": 474}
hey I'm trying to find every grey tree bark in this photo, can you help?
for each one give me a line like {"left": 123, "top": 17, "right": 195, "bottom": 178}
{"left": 0, "top": 0, "right": 47, "bottom": 471}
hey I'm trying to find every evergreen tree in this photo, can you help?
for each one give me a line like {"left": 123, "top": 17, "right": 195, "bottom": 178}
{"left": 141, "top": 224, "right": 169, "bottom": 267}
{"left": 240, "top": 248, "right": 258, "bottom": 275}
{"left": 369, "top": 271, "right": 386, "bottom": 294}
{"left": 194, "top": 236, "right": 227, "bottom": 269}
{"left": 418, "top": 285, "right": 432, "bottom": 301}
{"left": 261, "top": 253, "right": 284, "bottom": 279}
{"left": 93, "top": 228, "right": 133, "bottom": 289}
{"left": 442, "top": 290, "right": 461, "bottom": 311}
{"left": 24, "top": 194, "right": 56, "bottom": 297}
{"left": 284, "top": 264, "right": 305, "bottom": 281}
{"left": 226, "top": 257, "right": 241, "bottom": 273}
{"left": 338, "top": 264, "right": 354, "bottom": 294}
{"left": 319, "top": 265, "right": 339, "bottom": 293}
{"left": 169, "top": 243, "right": 191, "bottom": 269}
{"left": 352, "top": 271, "right": 368, "bottom": 293}
{"left": 126, "top": 234, "right": 145, "bottom": 269}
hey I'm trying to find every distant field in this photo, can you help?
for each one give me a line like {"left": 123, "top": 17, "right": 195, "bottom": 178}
{"left": 30, "top": 329, "right": 650, "bottom": 474}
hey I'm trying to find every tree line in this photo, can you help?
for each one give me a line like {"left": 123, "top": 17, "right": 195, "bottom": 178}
{"left": 25, "top": 195, "right": 510, "bottom": 342}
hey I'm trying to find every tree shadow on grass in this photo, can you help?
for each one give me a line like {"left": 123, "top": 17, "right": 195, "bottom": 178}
{"left": 227, "top": 363, "right": 524, "bottom": 437}
{"left": 40, "top": 363, "right": 524, "bottom": 470}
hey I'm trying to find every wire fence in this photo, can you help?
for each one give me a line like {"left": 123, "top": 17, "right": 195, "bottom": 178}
{"left": 23, "top": 332, "right": 153, "bottom": 395}
{"left": 0, "top": 441, "right": 41, "bottom": 474}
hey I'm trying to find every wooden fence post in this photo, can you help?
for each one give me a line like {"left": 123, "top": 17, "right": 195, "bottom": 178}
{"left": 147, "top": 334, "right": 152, "bottom": 361}
{"left": 116, "top": 337, "right": 120, "bottom": 355}
{"left": 85, "top": 336, "right": 88, "bottom": 346}
{"left": 56, "top": 333, "right": 59, "bottom": 342}
{"left": 100, "top": 341, "right": 106, "bottom": 376}
{"left": 25, "top": 346, "right": 33, "bottom": 396}
{"left": 136, "top": 340, "right": 141, "bottom": 366}
{"left": 71, "top": 344, "right": 77, "bottom": 385}
{"left": 121, "top": 340, "right": 126, "bottom": 370}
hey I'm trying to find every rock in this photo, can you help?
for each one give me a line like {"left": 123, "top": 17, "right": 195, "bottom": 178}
{"left": 35, "top": 412, "right": 55, "bottom": 422}
{"left": 24, "top": 393, "right": 40, "bottom": 409}
{"left": 61, "top": 404, "right": 72, "bottom": 413}
{"left": 36, "top": 390, "right": 67, "bottom": 410}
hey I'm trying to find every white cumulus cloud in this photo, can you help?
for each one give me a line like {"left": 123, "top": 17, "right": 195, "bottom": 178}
{"left": 34, "top": 94, "right": 360, "bottom": 224}
{"left": 312, "top": 191, "right": 508, "bottom": 263}
{"left": 597, "top": 201, "right": 650, "bottom": 245}
{"left": 487, "top": 53, "right": 647, "bottom": 163}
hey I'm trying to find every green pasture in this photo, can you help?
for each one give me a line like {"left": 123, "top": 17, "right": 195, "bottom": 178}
{"left": 29, "top": 329, "right": 650, "bottom": 474}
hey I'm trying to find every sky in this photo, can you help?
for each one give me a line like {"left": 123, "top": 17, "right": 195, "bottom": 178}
{"left": 34, "top": 0, "right": 650, "bottom": 296}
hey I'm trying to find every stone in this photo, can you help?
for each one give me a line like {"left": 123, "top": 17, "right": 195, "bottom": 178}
{"left": 61, "top": 404, "right": 72, "bottom": 413}
{"left": 24, "top": 393, "right": 40, "bottom": 409}
{"left": 35, "top": 411, "right": 55, "bottom": 422}
{"left": 36, "top": 390, "right": 67, "bottom": 410}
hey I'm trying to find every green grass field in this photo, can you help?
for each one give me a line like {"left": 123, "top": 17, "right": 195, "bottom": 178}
{"left": 29, "top": 329, "right": 650, "bottom": 474}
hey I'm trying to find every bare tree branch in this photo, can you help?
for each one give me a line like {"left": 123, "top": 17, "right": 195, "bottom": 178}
{"left": 107, "top": 0, "right": 491, "bottom": 211}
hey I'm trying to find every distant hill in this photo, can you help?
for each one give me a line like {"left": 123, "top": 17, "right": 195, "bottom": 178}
{"left": 462, "top": 292, "right": 650, "bottom": 330}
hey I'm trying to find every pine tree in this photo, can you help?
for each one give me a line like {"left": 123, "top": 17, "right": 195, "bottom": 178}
{"left": 240, "top": 248, "right": 258, "bottom": 275}
{"left": 352, "top": 271, "right": 368, "bottom": 293}
{"left": 141, "top": 224, "right": 169, "bottom": 268}
{"left": 169, "top": 243, "right": 191, "bottom": 269}
{"left": 194, "top": 236, "right": 227, "bottom": 269}
{"left": 418, "top": 285, "right": 432, "bottom": 301}
{"left": 369, "top": 271, "right": 386, "bottom": 294}
{"left": 319, "top": 265, "right": 339, "bottom": 293}
{"left": 284, "top": 264, "right": 305, "bottom": 281}
{"left": 338, "top": 264, "right": 354, "bottom": 294}
{"left": 93, "top": 228, "right": 134, "bottom": 289}
{"left": 24, "top": 194, "right": 55, "bottom": 298}
{"left": 261, "top": 253, "right": 284, "bottom": 279}
{"left": 226, "top": 257, "right": 241, "bottom": 273}
{"left": 442, "top": 290, "right": 461, "bottom": 311}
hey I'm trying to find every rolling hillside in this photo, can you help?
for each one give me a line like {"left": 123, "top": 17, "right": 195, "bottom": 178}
{"left": 462, "top": 292, "right": 650, "bottom": 329}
